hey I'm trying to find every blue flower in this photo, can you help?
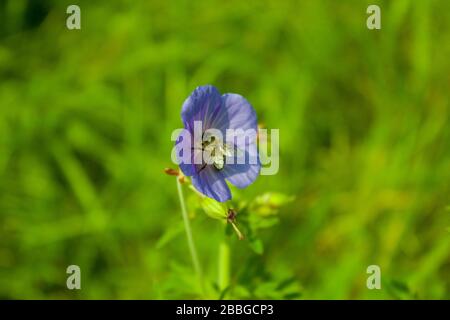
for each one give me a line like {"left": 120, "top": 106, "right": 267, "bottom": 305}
{"left": 176, "top": 85, "right": 260, "bottom": 202}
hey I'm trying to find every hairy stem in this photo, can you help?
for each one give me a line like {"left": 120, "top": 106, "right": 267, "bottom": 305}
{"left": 177, "top": 179, "right": 204, "bottom": 294}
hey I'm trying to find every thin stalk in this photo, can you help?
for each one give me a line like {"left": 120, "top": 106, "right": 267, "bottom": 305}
{"left": 176, "top": 178, "right": 204, "bottom": 294}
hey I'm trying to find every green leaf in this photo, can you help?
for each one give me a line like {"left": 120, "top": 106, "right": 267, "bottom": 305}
{"left": 249, "top": 215, "right": 280, "bottom": 230}
{"left": 390, "top": 280, "right": 410, "bottom": 294}
{"left": 385, "top": 279, "right": 412, "bottom": 299}
{"left": 218, "top": 286, "right": 231, "bottom": 300}
{"left": 248, "top": 237, "right": 264, "bottom": 255}
{"left": 256, "top": 192, "right": 294, "bottom": 206}
{"left": 250, "top": 192, "right": 295, "bottom": 216}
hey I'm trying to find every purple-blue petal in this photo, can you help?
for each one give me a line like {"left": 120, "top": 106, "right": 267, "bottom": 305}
{"left": 191, "top": 166, "right": 231, "bottom": 202}
{"left": 222, "top": 150, "right": 261, "bottom": 188}
{"left": 220, "top": 93, "right": 260, "bottom": 188}
{"left": 175, "top": 130, "right": 196, "bottom": 176}
{"left": 181, "top": 85, "right": 229, "bottom": 133}
{"left": 221, "top": 93, "right": 258, "bottom": 133}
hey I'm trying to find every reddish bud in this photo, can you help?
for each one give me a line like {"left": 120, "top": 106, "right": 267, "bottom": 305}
{"left": 164, "top": 168, "right": 179, "bottom": 176}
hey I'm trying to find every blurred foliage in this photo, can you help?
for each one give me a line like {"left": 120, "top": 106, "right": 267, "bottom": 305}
{"left": 0, "top": 0, "right": 449, "bottom": 299}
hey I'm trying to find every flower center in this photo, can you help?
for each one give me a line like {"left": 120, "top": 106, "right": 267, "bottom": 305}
{"left": 202, "top": 134, "right": 230, "bottom": 171}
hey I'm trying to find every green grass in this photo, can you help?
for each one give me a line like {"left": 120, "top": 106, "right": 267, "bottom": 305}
{"left": 0, "top": 0, "right": 449, "bottom": 299}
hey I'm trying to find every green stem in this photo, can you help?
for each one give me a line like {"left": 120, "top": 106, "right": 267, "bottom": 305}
{"left": 218, "top": 239, "right": 230, "bottom": 293}
{"left": 176, "top": 179, "right": 204, "bottom": 294}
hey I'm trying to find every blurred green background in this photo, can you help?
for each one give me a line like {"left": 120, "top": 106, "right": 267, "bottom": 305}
{"left": 0, "top": 0, "right": 449, "bottom": 299}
